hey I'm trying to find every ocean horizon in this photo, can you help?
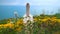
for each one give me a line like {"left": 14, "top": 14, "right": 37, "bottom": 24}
{"left": 0, "top": 5, "right": 59, "bottom": 20}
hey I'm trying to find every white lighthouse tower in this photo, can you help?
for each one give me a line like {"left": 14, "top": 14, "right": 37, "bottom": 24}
{"left": 23, "top": 3, "right": 33, "bottom": 23}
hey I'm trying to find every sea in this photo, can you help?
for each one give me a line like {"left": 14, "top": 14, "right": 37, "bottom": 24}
{"left": 0, "top": 5, "right": 59, "bottom": 20}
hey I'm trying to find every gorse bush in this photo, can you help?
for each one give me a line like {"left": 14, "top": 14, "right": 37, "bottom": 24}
{"left": 0, "top": 16, "right": 60, "bottom": 34}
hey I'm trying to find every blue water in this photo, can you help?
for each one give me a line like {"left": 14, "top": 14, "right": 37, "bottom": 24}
{"left": 0, "top": 6, "right": 26, "bottom": 20}
{"left": 0, "top": 5, "right": 59, "bottom": 20}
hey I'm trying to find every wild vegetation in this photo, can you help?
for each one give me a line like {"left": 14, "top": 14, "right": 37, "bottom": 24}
{"left": 0, "top": 14, "right": 60, "bottom": 34}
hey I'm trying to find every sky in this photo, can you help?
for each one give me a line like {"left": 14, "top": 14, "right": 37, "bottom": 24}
{"left": 0, "top": 0, "right": 60, "bottom": 7}
{"left": 0, "top": 0, "right": 60, "bottom": 19}
{"left": 0, "top": 0, "right": 60, "bottom": 15}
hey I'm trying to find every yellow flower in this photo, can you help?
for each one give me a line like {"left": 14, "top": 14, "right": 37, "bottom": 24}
{"left": 3, "top": 23, "right": 14, "bottom": 29}
{"left": 8, "top": 23, "right": 14, "bottom": 28}
{"left": 15, "top": 27, "right": 22, "bottom": 31}
{"left": 3, "top": 24, "right": 9, "bottom": 28}
{"left": 0, "top": 24, "right": 4, "bottom": 28}
{"left": 51, "top": 17, "right": 57, "bottom": 22}
{"left": 41, "top": 19, "right": 47, "bottom": 22}
{"left": 56, "top": 19, "right": 60, "bottom": 23}
{"left": 16, "top": 19, "right": 23, "bottom": 25}
{"left": 34, "top": 18, "right": 38, "bottom": 22}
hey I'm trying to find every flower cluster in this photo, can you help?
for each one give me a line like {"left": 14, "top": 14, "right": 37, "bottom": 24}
{"left": 0, "top": 16, "right": 60, "bottom": 34}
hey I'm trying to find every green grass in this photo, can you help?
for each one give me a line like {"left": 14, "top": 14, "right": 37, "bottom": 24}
{"left": 0, "top": 14, "right": 60, "bottom": 34}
